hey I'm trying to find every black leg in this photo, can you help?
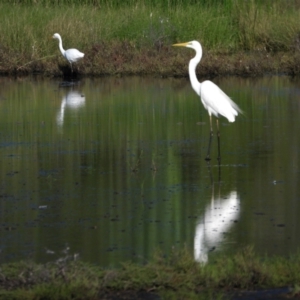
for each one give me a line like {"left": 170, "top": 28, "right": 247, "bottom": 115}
{"left": 216, "top": 119, "right": 221, "bottom": 163}
{"left": 218, "top": 156, "right": 221, "bottom": 182}
{"left": 205, "top": 130, "right": 213, "bottom": 161}
{"left": 205, "top": 115, "right": 213, "bottom": 161}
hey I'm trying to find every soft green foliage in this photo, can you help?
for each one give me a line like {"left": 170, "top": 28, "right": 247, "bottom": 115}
{"left": 0, "top": 0, "right": 299, "bottom": 52}
{"left": 0, "top": 0, "right": 299, "bottom": 75}
{"left": 232, "top": 0, "right": 300, "bottom": 51}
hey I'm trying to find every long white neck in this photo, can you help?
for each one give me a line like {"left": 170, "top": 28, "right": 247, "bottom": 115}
{"left": 57, "top": 35, "right": 65, "bottom": 57}
{"left": 188, "top": 43, "right": 202, "bottom": 95}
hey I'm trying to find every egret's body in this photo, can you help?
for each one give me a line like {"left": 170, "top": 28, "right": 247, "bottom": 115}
{"left": 173, "top": 40, "right": 241, "bottom": 161}
{"left": 52, "top": 33, "right": 84, "bottom": 72}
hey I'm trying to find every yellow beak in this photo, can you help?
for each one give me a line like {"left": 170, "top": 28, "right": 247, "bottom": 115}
{"left": 172, "top": 42, "right": 189, "bottom": 47}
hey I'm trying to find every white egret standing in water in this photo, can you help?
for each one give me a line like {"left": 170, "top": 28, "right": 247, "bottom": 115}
{"left": 173, "top": 41, "right": 242, "bottom": 161}
{"left": 52, "top": 33, "right": 84, "bottom": 73}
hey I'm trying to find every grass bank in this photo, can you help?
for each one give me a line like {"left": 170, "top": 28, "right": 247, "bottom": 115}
{"left": 0, "top": 247, "right": 300, "bottom": 299}
{"left": 0, "top": 1, "right": 299, "bottom": 76}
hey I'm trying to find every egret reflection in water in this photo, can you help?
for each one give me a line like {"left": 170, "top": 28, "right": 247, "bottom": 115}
{"left": 194, "top": 184, "right": 240, "bottom": 263}
{"left": 56, "top": 89, "right": 85, "bottom": 126}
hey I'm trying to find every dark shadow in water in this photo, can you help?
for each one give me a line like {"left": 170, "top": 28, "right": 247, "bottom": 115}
{"left": 58, "top": 65, "right": 82, "bottom": 80}
{"left": 59, "top": 81, "right": 79, "bottom": 87}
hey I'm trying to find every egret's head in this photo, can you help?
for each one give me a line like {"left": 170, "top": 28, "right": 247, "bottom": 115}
{"left": 173, "top": 40, "right": 201, "bottom": 50}
{"left": 52, "top": 33, "right": 60, "bottom": 40}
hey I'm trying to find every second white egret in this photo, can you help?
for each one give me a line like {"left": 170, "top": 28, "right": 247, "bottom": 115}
{"left": 52, "top": 33, "right": 84, "bottom": 73}
{"left": 173, "top": 40, "right": 242, "bottom": 161}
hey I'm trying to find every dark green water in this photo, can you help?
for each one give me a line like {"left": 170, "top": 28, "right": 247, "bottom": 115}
{"left": 0, "top": 76, "right": 299, "bottom": 267}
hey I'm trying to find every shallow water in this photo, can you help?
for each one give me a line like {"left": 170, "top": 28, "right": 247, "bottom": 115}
{"left": 0, "top": 75, "right": 300, "bottom": 267}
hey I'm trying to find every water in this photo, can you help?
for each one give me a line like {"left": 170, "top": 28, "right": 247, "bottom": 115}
{"left": 0, "top": 75, "right": 300, "bottom": 267}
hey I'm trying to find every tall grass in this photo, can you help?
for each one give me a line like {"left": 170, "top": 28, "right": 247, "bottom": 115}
{"left": 1, "top": 0, "right": 299, "bottom": 51}
{"left": 0, "top": 0, "right": 299, "bottom": 75}
{"left": 232, "top": 0, "right": 300, "bottom": 51}
{"left": 0, "top": 2, "right": 234, "bottom": 52}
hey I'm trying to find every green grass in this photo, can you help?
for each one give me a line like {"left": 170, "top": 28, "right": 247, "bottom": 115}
{"left": 0, "top": 247, "right": 300, "bottom": 299}
{"left": 0, "top": 0, "right": 299, "bottom": 75}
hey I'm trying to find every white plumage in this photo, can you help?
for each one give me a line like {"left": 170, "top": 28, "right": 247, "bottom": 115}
{"left": 200, "top": 80, "right": 240, "bottom": 122}
{"left": 52, "top": 33, "right": 84, "bottom": 72}
{"left": 173, "top": 40, "right": 242, "bottom": 161}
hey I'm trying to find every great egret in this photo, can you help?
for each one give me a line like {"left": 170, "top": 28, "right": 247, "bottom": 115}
{"left": 52, "top": 33, "right": 84, "bottom": 72}
{"left": 173, "top": 41, "right": 241, "bottom": 161}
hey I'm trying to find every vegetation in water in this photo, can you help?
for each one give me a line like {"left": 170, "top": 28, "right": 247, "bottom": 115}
{"left": 0, "top": 247, "right": 300, "bottom": 299}
{"left": 0, "top": 0, "right": 300, "bottom": 76}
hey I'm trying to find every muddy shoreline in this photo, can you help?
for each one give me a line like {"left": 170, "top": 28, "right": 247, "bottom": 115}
{"left": 1, "top": 45, "right": 299, "bottom": 77}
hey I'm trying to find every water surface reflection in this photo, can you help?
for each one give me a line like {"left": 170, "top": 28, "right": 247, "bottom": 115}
{"left": 194, "top": 185, "right": 240, "bottom": 263}
{"left": 56, "top": 89, "right": 85, "bottom": 127}
{"left": 0, "top": 76, "right": 300, "bottom": 267}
